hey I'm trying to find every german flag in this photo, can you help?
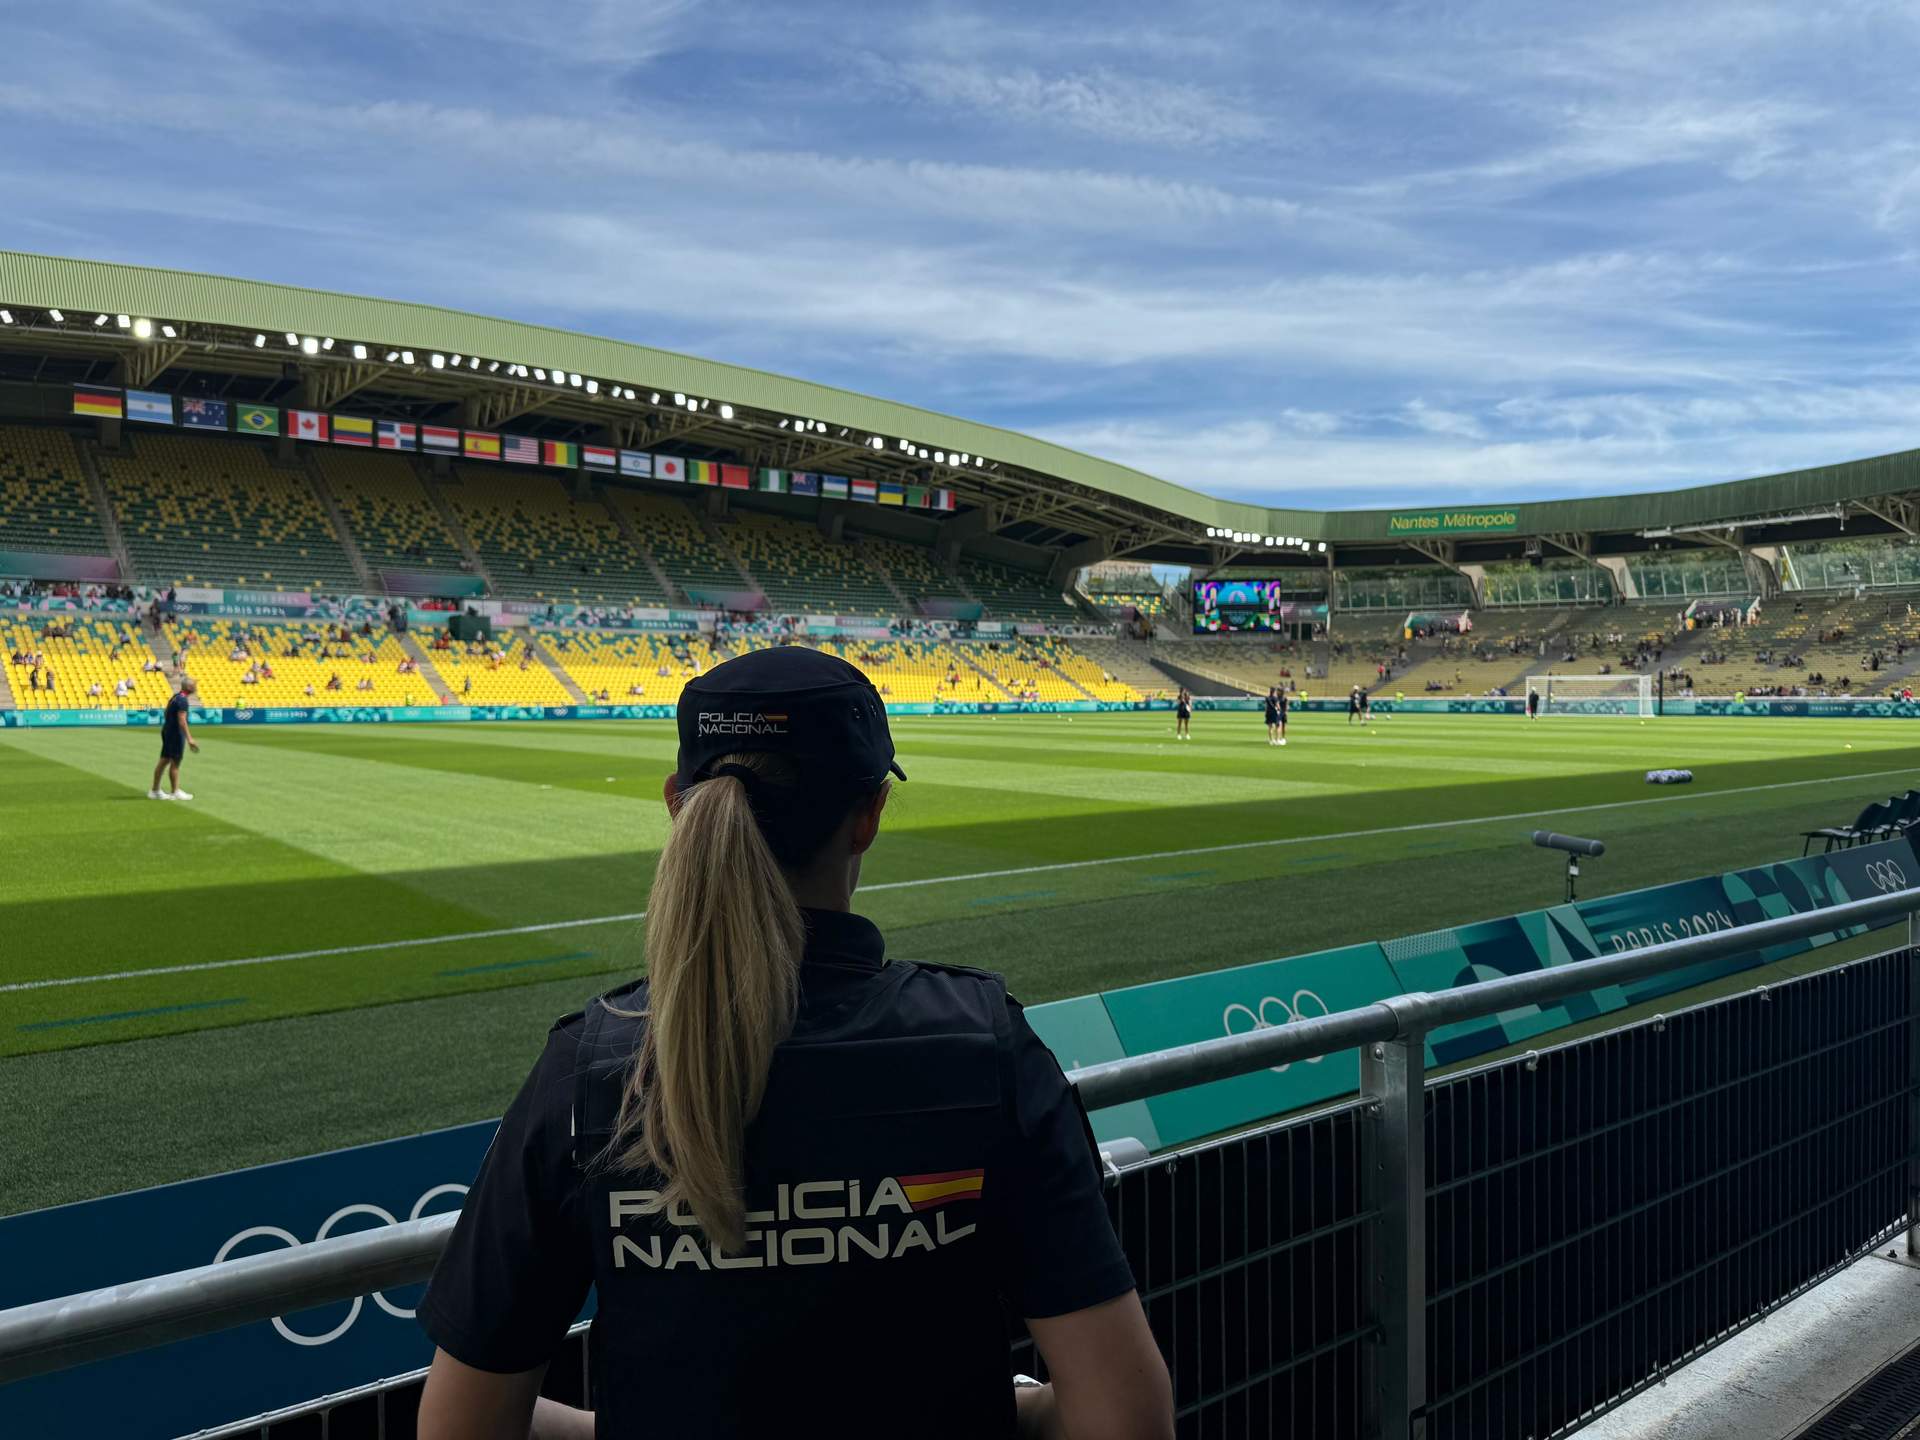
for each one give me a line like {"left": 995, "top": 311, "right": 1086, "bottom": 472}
{"left": 898, "top": 1169, "right": 985, "bottom": 1210}
{"left": 73, "top": 385, "right": 122, "bottom": 419}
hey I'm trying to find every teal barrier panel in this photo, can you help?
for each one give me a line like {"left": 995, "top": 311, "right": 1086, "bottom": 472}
{"left": 1096, "top": 942, "right": 1400, "bottom": 1148}
{"left": 1382, "top": 906, "right": 1629, "bottom": 1066}
{"left": 1023, "top": 995, "right": 1161, "bottom": 1150}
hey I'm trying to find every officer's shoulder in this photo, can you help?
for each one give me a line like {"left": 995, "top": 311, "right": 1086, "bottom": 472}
{"left": 545, "top": 977, "right": 648, "bottom": 1040}
{"left": 890, "top": 957, "right": 1006, "bottom": 990}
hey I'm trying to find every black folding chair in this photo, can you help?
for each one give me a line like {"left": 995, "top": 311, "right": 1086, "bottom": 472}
{"left": 1802, "top": 799, "right": 1895, "bottom": 855}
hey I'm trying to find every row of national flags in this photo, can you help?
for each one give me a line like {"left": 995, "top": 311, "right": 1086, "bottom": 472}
{"left": 71, "top": 385, "right": 954, "bottom": 510}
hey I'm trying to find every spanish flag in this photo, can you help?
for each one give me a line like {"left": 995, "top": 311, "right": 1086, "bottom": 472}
{"left": 464, "top": 430, "right": 501, "bottom": 461}
{"left": 898, "top": 1169, "right": 985, "bottom": 1210}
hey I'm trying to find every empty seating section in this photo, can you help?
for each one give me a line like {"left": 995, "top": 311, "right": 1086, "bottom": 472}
{"left": 1684, "top": 595, "right": 1919, "bottom": 694}
{"left": 543, "top": 629, "right": 718, "bottom": 703}
{"left": 1010, "top": 636, "right": 1141, "bottom": 701}
{"left": 956, "top": 558, "right": 1076, "bottom": 623}
{"left": 610, "top": 491, "right": 742, "bottom": 598}
{"left": 1070, "top": 639, "right": 1173, "bottom": 697}
{"left": 810, "top": 638, "right": 994, "bottom": 703}
{"left": 447, "top": 470, "right": 662, "bottom": 605}
{"left": 425, "top": 631, "right": 572, "bottom": 705}
{"left": 0, "top": 427, "right": 108, "bottom": 556}
{"left": 318, "top": 452, "right": 467, "bottom": 574}
{"left": 99, "top": 434, "right": 357, "bottom": 591}
{"left": 1153, "top": 638, "right": 1308, "bottom": 695}
{"left": 864, "top": 536, "right": 963, "bottom": 606}
{"left": 4, "top": 616, "right": 167, "bottom": 709}
{"left": 721, "top": 512, "right": 899, "bottom": 615}
{"left": 159, "top": 619, "right": 432, "bottom": 707}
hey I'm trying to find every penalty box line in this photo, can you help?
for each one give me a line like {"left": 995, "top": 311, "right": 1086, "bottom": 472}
{"left": 7, "top": 761, "right": 1915, "bottom": 997}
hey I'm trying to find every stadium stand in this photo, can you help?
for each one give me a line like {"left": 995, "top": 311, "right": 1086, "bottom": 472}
{"left": 719, "top": 510, "right": 900, "bottom": 616}
{"left": 806, "top": 637, "right": 1005, "bottom": 702}
{"left": 4, "top": 615, "right": 169, "bottom": 709}
{"left": 423, "top": 629, "right": 572, "bottom": 705}
{"left": 542, "top": 628, "right": 719, "bottom": 703}
{"left": 160, "top": 619, "right": 433, "bottom": 707}
{"left": 315, "top": 451, "right": 469, "bottom": 577}
{"left": 1155, "top": 636, "right": 1313, "bottom": 695}
{"left": 97, "top": 433, "right": 358, "bottom": 591}
{"left": 955, "top": 556, "right": 1078, "bottom": 623}
{"left": 859, "top": 534, "right": 968, "bottom": 610}
{"left": 0, "top": 426, "right": 108, "bottom": 558}
{"left": 445, "top": 469, "right": 663, "bottom": 605}
{"left": 1069, "top": 638, "right": 1173, "bottom": 697}
{"left": 607, "top": 490, "right": 745, "bottom": 600}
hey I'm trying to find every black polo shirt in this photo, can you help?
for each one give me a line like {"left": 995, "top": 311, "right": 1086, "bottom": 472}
{"left": 419, "top": 909, "right": 1135, "bottom": 1438}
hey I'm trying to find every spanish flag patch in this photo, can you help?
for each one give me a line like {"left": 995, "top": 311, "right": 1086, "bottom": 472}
{"left": 898, "top": 1169, "right": 986, "bottom": 1210}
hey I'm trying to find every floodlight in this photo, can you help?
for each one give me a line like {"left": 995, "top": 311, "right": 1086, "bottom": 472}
{"left": 257, "top": 335, "right": 270, "bottom": 348}
{"left": 46, "top": 309, "right": 63, "bottom": 322}
{"left": 285, "top": 331, "right": 298, "bottom": 344}
{"left": 301, "top": 337, "right": 319, "bottom": 355}
{"left": 400, "top": 351, "right": 414, "bottom": 364}
{"left": 719, "top": 404, "right": 733, "bottom": 419}
{"left": 321, "top": 337, "right": 335, "bottom": 351}
{"left": 0, "top": 310, "right": 11, "bottom": 325}
{"left": 115, "top": 314, "right": 130, "bottom": 329}
{"left": 161, "top": 324, "right": 177, "bottom": 338}
{"left": 131, "top": 317, "right": 152, "bottom": 339}
{"left": 584, "top": 379, "right": 598, "bottom": 394}
{"left": 430, "top": 353, "right": 445, "bottom": 368}
{"left": 351, "top": 343, "right": 367, "bottom": 360}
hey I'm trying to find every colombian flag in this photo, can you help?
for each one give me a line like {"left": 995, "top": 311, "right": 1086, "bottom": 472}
{"left": 898, "top": 1169, "right": 985, "bottom": 1210}
{"left": 332, "top": 414, "right": 374, "bottom": 447}
{"left": 464, "top": 430, "right": 501, "bottom": 461}
{"left": 73, "top": 385, "right": 122, "bottom": 419}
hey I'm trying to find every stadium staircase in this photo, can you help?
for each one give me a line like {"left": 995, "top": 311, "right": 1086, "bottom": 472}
{"left": 699, "top": 512, "right": 761, "bottom": 591}
{"left": 418, "top": 469, "right": 496, "bottom": 594}
{"left": 953, "top": 647, "right": 1015, "bottom": 698}
{"left": 396, "top": 633, "right": 452, "bottom": 699}
{"left": 601, "top": 491, "right": 686, "bottom": 605}
{"left": 299, "top": 452, "right": 377, "bottom": 593}
{"left": 860, "top": 543, "right": 918, "bottom": 616}
{"left": 1149, "top": 652, "right": 1254, "bottom": 697}
{"left": 72, "top": 437, "right": 133, "bottom": 581}
{"left": 0, "top": 660, "right": 13, "bottom": 710}
{"left": 532, "top": 638, "right": 589, "bottom": 704}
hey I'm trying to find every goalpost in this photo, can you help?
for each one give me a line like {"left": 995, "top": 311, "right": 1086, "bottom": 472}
{"left": 1525, "top": 673, "right": 1656, "bottom": 718}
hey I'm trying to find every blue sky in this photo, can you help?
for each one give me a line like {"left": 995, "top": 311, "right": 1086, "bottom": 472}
{"left": 5, "top": 1, "right": 1918, "bottom": 509}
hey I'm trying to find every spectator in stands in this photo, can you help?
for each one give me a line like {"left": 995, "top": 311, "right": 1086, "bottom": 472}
{"left": 87, "top": 681, "right": 102, "bottom": 698}
{"left": 416, "top": 648, "right": 1171, "bottom": 1440}
{"left": 326, "top": 673, "right": 342, "bottom": 692}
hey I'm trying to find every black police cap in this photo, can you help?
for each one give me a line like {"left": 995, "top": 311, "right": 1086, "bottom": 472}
{"left": 675, "top": 645, "right": 907, "bottom": 792}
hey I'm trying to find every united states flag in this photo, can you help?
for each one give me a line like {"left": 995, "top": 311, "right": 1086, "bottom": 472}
{"left": 501, "top": 433, "right": 540, "bottom": 465}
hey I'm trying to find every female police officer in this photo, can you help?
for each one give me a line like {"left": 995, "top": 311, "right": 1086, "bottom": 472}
{"left": 416, "top": 646, "right": 1172, "bottom": 1440}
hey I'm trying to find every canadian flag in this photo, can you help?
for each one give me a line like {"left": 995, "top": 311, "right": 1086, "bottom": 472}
{"left": 288, "top": 409, "right": 328, "bottom": 442}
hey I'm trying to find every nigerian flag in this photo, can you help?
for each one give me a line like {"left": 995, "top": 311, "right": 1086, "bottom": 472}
{"left": 759, "top": 468, "right": 788, "bottom": 493}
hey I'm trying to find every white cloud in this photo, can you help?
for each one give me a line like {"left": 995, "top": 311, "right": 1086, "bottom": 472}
{"left": 883, "top": 62, "right": 1265, "bottom": 148}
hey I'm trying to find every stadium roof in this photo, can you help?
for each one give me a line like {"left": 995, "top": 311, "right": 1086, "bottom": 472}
{"left": 4, "top": 249, "right": 1920, "bottom": 574}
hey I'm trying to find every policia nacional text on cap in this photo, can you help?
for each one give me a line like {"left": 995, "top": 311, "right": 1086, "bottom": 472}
{"left": 414, "top": 647, "right": 1175, "bottom": 1439}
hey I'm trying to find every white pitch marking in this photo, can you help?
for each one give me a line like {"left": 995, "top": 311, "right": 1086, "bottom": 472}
{"left": 9, "top": 760, "right": 1917, "bottom": 996}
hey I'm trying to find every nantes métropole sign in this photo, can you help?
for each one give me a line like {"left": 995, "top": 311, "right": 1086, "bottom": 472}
{"left": 1386, "top": 508, "right": 1520, "bottom": 536}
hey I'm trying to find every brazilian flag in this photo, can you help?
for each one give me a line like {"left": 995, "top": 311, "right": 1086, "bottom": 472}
{"left": 236, "top": 405, "right": 280, "bottom": 436}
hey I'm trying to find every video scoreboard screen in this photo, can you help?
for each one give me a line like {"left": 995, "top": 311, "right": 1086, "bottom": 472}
{"left": 1193, "top": 578, "right": 1287, "bottom": 633}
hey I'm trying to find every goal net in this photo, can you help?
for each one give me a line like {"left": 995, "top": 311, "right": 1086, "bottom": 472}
{"left": 1525, "top": 673, "right": 1655, "bottom": 717}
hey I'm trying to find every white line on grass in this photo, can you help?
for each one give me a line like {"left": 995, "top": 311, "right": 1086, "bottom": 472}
{"left": 9, "top": 761, "right": 1916, "bottom": 996}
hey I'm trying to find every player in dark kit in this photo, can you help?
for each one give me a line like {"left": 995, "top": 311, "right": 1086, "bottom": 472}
{"left": 1175, "top": 687, "right": 1192, "bottom": 740}
{"left": 1264, "top": 688, "right": 1279, "bottom": 745}
{"left": 149, "top": 676, "right": 199, "bottom": 800}
{"left": 1346, "top": 686, "right": 1362, "bottom": 724}
{"left": 1527, "top": 687, "right": 1541, "bottom": 721}
{"left": 1275, "top": 686, "right": 1289, "bottom": 746}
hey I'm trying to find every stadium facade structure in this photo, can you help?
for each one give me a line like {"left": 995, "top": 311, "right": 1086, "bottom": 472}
{"left": 4, "top": 250, "right": 1920, "bottom": 606}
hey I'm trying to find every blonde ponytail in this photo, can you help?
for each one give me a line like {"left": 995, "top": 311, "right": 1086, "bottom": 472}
{"left": 611, "top": 752, "right": 805, "bottom": 1252}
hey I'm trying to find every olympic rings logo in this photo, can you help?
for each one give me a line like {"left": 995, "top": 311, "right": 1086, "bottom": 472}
{"left": 1221, "top": 990, "right": 1330, "bottom": 1074}
{"left": 213, "top": 1185, "right": 467, "bottom": 1346}
{"left": 1863, "top": 858, "right": 1908, "bottom": 893}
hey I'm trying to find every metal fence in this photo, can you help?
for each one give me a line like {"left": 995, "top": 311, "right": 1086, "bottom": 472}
{"left": 3, "top": 890, "right": 1918, "bottom": 1440}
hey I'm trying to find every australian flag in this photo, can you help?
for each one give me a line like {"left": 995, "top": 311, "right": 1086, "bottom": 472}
{"left": 180, "top": 397, "right": 230, "bottom": 431}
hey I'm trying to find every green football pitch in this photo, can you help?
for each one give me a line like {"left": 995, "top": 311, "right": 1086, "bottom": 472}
{"left": 3, "top": 709, "right": 1918, "bottom": 1215}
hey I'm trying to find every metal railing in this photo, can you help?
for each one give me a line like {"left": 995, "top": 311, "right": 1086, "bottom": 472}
{"left": 3, "top": 886, "right": 1919, "bottom": 1439}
